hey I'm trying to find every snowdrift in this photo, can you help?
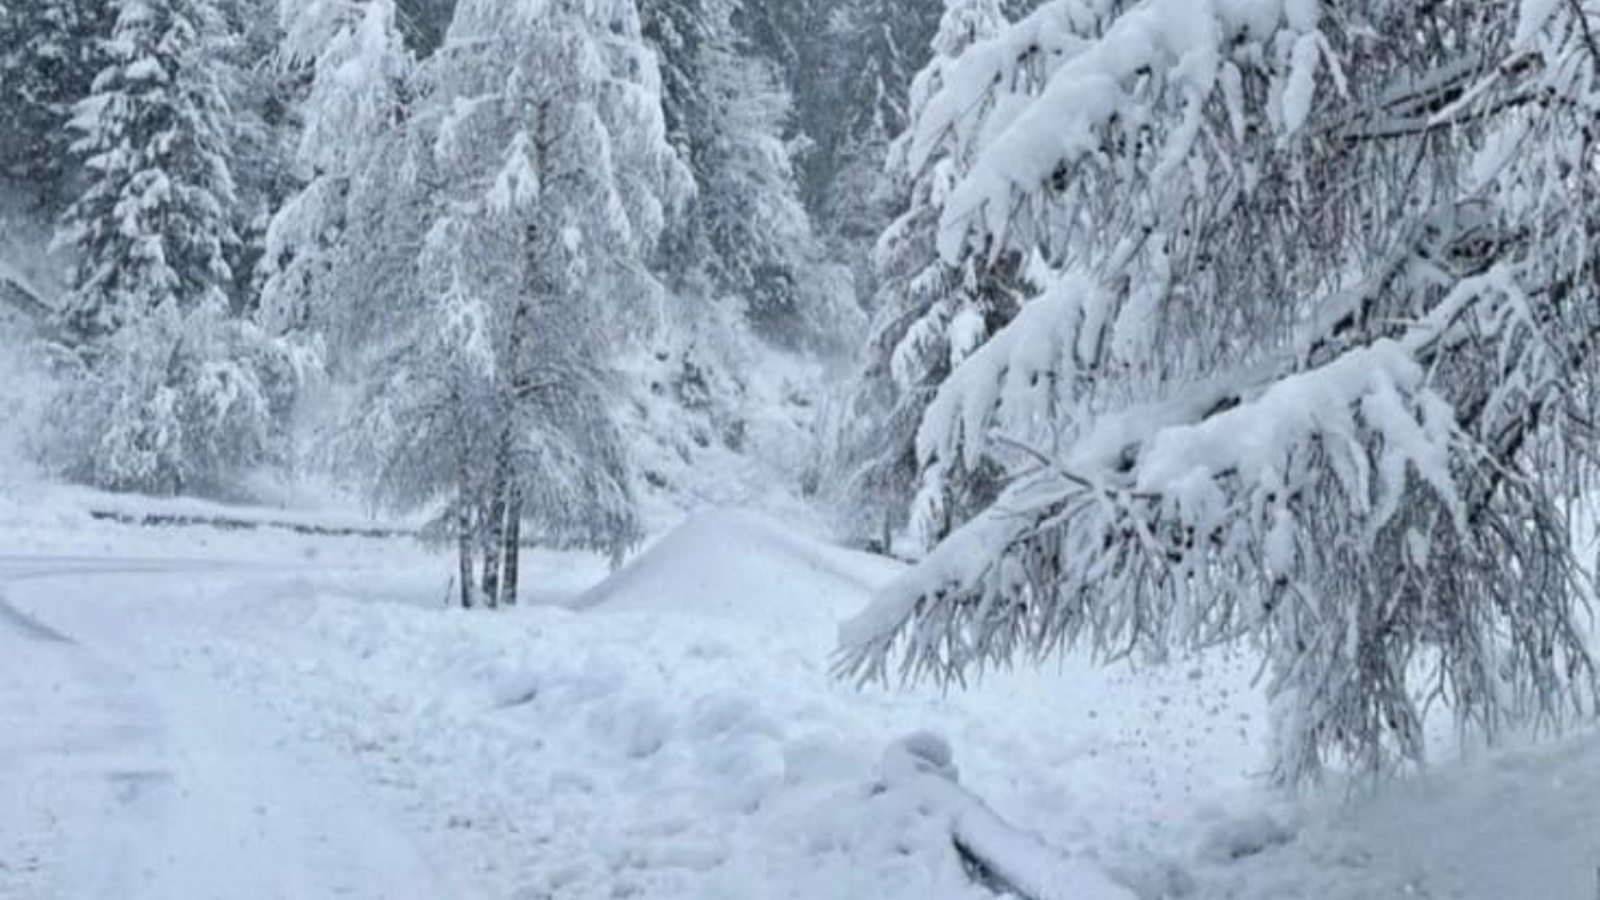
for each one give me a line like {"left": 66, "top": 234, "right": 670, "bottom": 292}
{"left": 575, "top": 508, "right": 902, "bottom": 642}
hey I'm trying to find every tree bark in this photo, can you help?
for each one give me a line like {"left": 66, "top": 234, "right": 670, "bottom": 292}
{"left": 480, "top": 481, "right": 504, "bottom": 610}
{"left": 501, "top": 484, "right": 522, "bottom": 607}
{"left": 457, "top": 483, "right": 475, "bottom": 610}
{"left": 480, "top": 416, "right": 516, "bottom": 609}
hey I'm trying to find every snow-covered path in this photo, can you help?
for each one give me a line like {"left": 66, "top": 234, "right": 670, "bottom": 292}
{"left": 3, "top": 506, "right": 1597, "bottom": 900}
{"left": 0, "top": 557, "right": 460, "bottom": 900}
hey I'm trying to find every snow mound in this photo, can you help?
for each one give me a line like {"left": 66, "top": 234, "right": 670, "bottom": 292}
{"left": 576, "top": 508, "right": 902, "bottom": 642}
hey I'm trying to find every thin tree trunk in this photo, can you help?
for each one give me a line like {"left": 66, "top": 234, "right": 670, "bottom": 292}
{"left": 492, "top": 102, "right": 544, "bottom": 613}
{"left": 457, "top": 486, "right": 474, "bottom": 610}
{"left": 480, "top": 482, "right": 504, "bottom": 610}
{"left": 480, "top": 424, "right": 514, "bottom": 609}
{"left": 501, "top": 484, "right": 522, "bottom": 607}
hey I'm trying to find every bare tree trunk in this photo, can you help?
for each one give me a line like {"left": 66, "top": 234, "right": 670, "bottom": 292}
{"left": 480, "top": 482, "right": 504, "bottom": 610}
{"left": 481, "top": 417, "right": 516, "bottom": 609}
{"left": 501, "top": 484, "right": 522, "bottom": 607}
{"left": 457, "top": 485, "right": 475, "bottom": 610}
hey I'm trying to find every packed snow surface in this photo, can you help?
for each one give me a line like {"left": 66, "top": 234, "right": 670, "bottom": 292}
{"left": 2, "top": 494, "right": 1598, "bottom": 899}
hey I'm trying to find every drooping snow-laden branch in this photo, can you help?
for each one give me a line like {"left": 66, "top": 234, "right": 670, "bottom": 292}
{"left": 843, "top": 0, "right": 1600, "bottom": 782}
{"left": 843, "top": 260, "right": 1600, "bottom": 778}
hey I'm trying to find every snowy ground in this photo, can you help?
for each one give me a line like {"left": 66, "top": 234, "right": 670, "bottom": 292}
{"left": 2, "top": 490, "right": 1598, "bottom": 899}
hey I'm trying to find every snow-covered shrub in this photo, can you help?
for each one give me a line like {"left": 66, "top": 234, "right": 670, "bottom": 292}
{"left": 0, "top": 332, "right": 62, "bottom": 490}
{"left": 48, "top": 301, "right": 303, "bottom": 496}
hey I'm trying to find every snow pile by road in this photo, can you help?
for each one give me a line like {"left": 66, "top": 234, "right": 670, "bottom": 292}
{"left": 577, "top": 507, "right": 901, "bottom": 643}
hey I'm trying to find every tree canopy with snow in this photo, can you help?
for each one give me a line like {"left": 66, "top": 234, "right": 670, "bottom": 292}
{"left": 348, "top": 0, "right": 685, "bottom": 607}
{"left": 58, "top": 0, "right": 241, "bottom": 339}
{"left": 841, "top": 0, "right": 1600, "bottom": 783}
{"left": 838, "top": 0, "right": 1023, "bottom": 554}
{"left": 642, "top": 0, "right": 850, "bottom": 346}
{"left": 0, "top": 0, "right": 110, "bottom": 192}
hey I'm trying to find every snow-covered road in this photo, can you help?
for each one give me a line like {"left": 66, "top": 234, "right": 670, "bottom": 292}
{"left": 0, "top": 556, "right": 460, "bottom": 900}
{"left": 4, "top": 506, "right": 1596, "bottom": 900}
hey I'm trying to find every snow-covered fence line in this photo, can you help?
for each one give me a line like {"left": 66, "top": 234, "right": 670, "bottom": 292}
{"left": 46, "top": 487, "right": 424, "bottom": 541}
{"left": 84, "top": 507, "right": 419, "bottom": 541}
{"left": 878, "top": 733, "right": 1137, "bottom": 900}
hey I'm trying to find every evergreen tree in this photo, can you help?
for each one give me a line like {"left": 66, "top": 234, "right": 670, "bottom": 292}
{"left": 260, "top": 0, "right": 412, "bottom": 337}
{"left": 642, "top": 0, "right": 848, "bottom": 346}
{"left": 57, "top": 0, "right": 241, "bottom": 338}
{"left": 842, "top": 0, "right": 1600, "bottom": 784}
{"left": 837, "top": 0, "right": 1020, "bottom": 554}
{"left": 735, "top": 0, "right": 941, "bottom": 277}
{"left": 48, "top": 0, "right": 303, "bottom": 498}
{"left": 212, "top": 0, "right": 298, "bottom": 313}
{"left": 810, "top": 0, "right": 943, "bottom": 250}
{"left": 0, "top": 0, "right": 111, "bottom": 194}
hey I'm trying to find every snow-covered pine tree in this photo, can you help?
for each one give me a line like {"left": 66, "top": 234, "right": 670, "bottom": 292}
{"left": 841, "top": 0, "right": 1600, "bottom": 784}
{"left": 0, "top": 0, "right": 111, "bottom": 194}
{"left": 58, "top": 0, "right": 241, "bottom": 338}
{"left": 368, "top": 0, "right": 682, "bottom": 608}
{"left": 642, "top": 0, "right": 846, "bottom": 346}
{"left": 210, "top": 0, "right": 300, "bottom": 312}
{"left": 805, "top": 0, "right": 944, "bottom": 283}
{"left": 49, "top": 0, "right": 304, "bottom": 497}
{"left": 260, "top": 0, "right": 412, "bottom": 337}
{"left": 838, "top": 0, "right": 1036, "bottom": 554}
{"left": 392, "top": 0, "right": 456, "bottom": 53}
{"left": 731, "top": 0, "right": 825, "bottom": 116}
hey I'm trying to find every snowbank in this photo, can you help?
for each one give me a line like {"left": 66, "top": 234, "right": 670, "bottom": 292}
{"left": 577, "top": 507, "right": 903, "bottom": 644}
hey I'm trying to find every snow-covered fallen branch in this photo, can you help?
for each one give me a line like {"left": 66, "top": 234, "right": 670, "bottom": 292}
{"left": 877, "top": 734, "right": 1137, "bottom": 900}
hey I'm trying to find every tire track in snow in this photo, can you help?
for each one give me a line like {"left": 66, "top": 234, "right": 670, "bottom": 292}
{"left": 0, "top": 556, "right": 460, "bottom": 900}
{"left": 0, "top": 588, "right": 72, "bottom": 642}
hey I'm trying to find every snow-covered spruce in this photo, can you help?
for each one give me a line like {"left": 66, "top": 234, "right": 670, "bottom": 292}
{"left": 840, "top": 0, "right": 1600, "bottom": 783}
{"left": 44, "top": 0, "right": 305, "bottom": 496}
{"left": 0, "top": 0, "right": 110, "bottom": 192}
{"left": 57, "top": 0, "right": 241, "bottom": 339}
{"left": 259, "top": 0, "right": 412, "bottom": 337}
{"left": 837, "top": 0, "right": 1024, "bottom": 555}
{"left": 642, "top": 0, "right": 852, "bottom": 348}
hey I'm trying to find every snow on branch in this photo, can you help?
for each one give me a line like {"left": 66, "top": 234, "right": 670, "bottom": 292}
{"left": 933, "top": 0, "right": 1318, "bottom": 263}
{"left": 842, "top": 257, "right": 1599, "bottom": 779}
